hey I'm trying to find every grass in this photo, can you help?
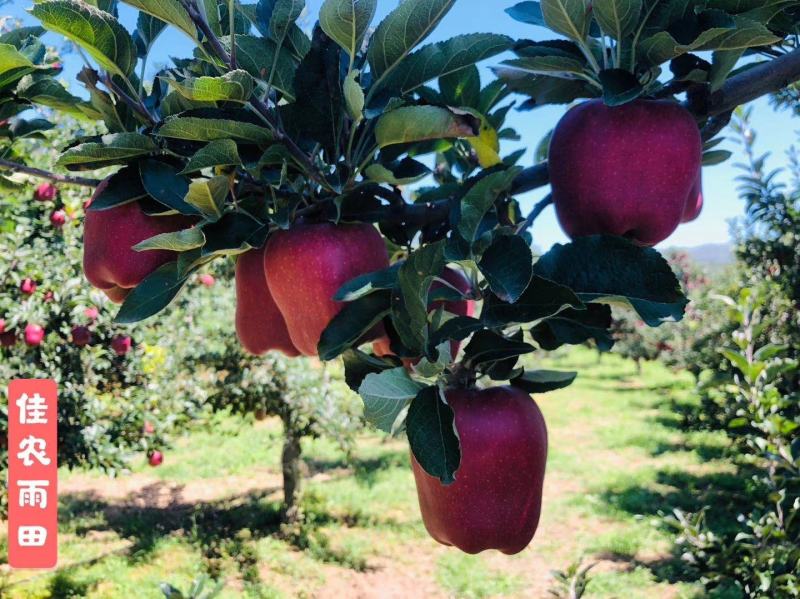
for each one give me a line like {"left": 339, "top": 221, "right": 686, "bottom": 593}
{"left": 0, "top": 347, "right": 734, "bottom": 598}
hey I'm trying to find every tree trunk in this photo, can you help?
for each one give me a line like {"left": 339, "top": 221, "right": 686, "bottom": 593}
{"left": 281, "top": 415, "right": 303, "bottom": 524}
{"left": 635, "top": 358, "right": 642, "bottom": 375}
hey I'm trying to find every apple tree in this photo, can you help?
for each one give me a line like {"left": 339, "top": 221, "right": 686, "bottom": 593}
{"left": 2, "top": 0, "right": 800, "bottom": 554}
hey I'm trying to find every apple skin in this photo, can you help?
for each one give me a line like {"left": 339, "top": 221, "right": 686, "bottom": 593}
{"left": 1, "top": 330, "right": 17, "bottom": 347}
{"left": 264, "top": 223, "right": 389, "bottom": 356}
{"left": 235, "top": 247, "right": 299, "bottom": 357}
{"left": 71, "top": 325, "right": 92, "bottom": 347}
{"left": 681, "top": 171, "right": 703, "bottom": 224}
{"left": 24, "top": 324, "right": 45, "bottom": 346}
{"left": 148, "top": 451, "right": 163, "bottom": 467}
{"left": 549, "top": 99, "right": 702, "bottom": 247}
{"left": 50, "top": 210, "right": 67, "bottom": 228}
{"left": 411, "top": 386, "right": 548, "bottom": 555}
{"left": 111, "top": 335, "right": 132, "bottom": 356}
{"left": 83, "top": 179, "right": 195, "bottom": 304}
{"left": 20, "top": 278, "right": 37, "bottom": 295}
{"left": 84, "top": 307, "right": 99, "bottom": 321}
{"left": 373, "top": 266, "right": 475, "bottom": 360}
{"left": 34, "top": 182, "right": 57, "bottom": 202}
{"left": 198, "top": 273, "right": 215, "bottom": 287}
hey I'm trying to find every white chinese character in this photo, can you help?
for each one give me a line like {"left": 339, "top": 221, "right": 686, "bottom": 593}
{"left": 18, "top": 525, "right": 48, "bottom": 547}
{"left": 16, "top": 436, "right": 51, "bottom": 466}
{"left": 16, "top": 392, "right": 49, "bottom": 425}
{"left": 18, "top": 480, "right": 50, "bottom": 508}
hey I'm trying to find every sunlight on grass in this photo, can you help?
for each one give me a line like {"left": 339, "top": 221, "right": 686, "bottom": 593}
{"left": 436, "top": 553, "right": 525, "bottom": 598}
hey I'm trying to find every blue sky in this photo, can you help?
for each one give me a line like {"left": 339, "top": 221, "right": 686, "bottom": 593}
{"left": 6, "top": 0, "right": 798, "bottom": 250}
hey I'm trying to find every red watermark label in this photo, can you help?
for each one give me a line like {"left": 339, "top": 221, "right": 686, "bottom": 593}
{"left": 7, "top": 379, "right": 58, "bottom": 569}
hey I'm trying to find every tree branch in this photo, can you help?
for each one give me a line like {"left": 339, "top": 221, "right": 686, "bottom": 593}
{"left": 0, "top": 159, "right": 100, "bottom": 187}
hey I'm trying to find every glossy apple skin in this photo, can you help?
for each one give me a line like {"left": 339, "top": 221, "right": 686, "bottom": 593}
{"left": 412, "top": 386, "right": 548, "bottom": 555}
{"left": 549, "top": 99, "right": 702, "bottom": 247}
{"left": 148, "top": 451, "right": 163, "bottom": 467}
{"left": 264, "top": 223, "right": 389, "bottom": 356}
{"left": 83, "top": 180, "right": 195, "bottom": 304}
{"left": 235, "top": 246, "right": 299, "bottom": 357}
{"left": 681, "top": 171, "right": 703, "bottom": 223}
{"left": 111, "top": 335, "right": 132, "bottom": 356}
{"left": 373, "top": 267, "right": 475, "bottom": 360}
{"left": 71, "top": 326, "right": 92, "bottom": 347}
{"left": 24, "top": 324, "right": 45, "bottom": 346}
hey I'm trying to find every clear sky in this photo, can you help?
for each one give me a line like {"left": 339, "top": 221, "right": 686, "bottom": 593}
{"left": 5, "top": 0, "right": 798, "bottom": 250}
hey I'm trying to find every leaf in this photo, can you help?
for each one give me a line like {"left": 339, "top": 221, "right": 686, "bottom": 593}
{"left": 481, "top": 275, "right": 583, "bottom": 326}
{"left": 540, "top": 0, "right": 590, "bottom": 43}
{"left": 506, "top": 1, "right": 546, "bottom": 26}
{"left": 318, "top": 291, "right": 392, "bottom": 360}
{"left": 16, "top": 76, "right": 87, "bottom": 114}
{"left": 478, "top": 234, "right": 533, "bottom": 303}
{"left": 32, "top": 0, "right": 137, "bottom": 77}
{"left": 703, "top": 149, "right": 732, "bottom": 166}
{"left": 358, "top": 367, "right": 425, "bottom": 433}
{"left": 120, "top": 0, "right": 197, "bottom": 40}
{"left": 134, "top": 227, "right": 205, "bottom": 252}
{"left": 342, "top": 349, "right": 397, "bottom": 391}
{"left": 343, "top": 69, "right": 365, "bottom": 123}
{"left": 134, "top": 11, "right": 167, "bottom": 55}
{"left": 88, "top": 164, "right": 148, "bottom": 210}
{"left": 115, "top": 261, "right": 188, "bottom": 323}
{"left": 333, "top": 263, "right": 401, "bottom": 301}
{"left": 531, "top": 304, "right": 614, "bottom": 351}
{"left": 406, "top": 386, "right": 460, "bottom": 485}
{"left": 257, "top": 0, "right": 305, "bottom": 44}
{"left": 599, "top": 68, "right": 644, "bottom": 106}
{"left": 463, "top": 330, "right": 535, "bottom": 367}
{"left": 375, "top": 105, "right": 479, "bottom": 148}
{"left": 375, "top": 34, "right": 513, "bottom": 97}
{"left": 181, "top": 139, "right": 242, "bottom": 174}
{"left": 185, "top": 176, "right": 229, "bottom": 219}
{"left": 140, "top": 159, "right": 202, "bottom": 215}
{"left": 511, "top": 369, "right": 577, "bottom": 393}
{"left": 0, "top": 43, "right": 38, "bottom": 78}
{"left": 457, "top": 167, "right": 522, "bottom": 243}
{"left": 709, "top": 48, "right": 745, "bottom": 91}
{"left": 592, "top": 0, "right": 642, "bottom": 41}
{"left": 157, "top": 116, "right": 274, "bottom": 145}
{"left": 533, "top": 235, "right": 688, "bottom": 326}
{"left": 216, "top": 35, "right": 297, "bottom": 100}
{"left": 501, "top": 55, "right": 587, "bottom": 77}
{"left": 319, "top": 0, "right": 377, "bottom": 60}
{"left": 201, "top": 212, "right": 265, "bottom": 255}
{"left": 163, "top": 70, "right": 254, "bottom": 102}
{"left": 56, "top": 133, "right": 157, "bottom": 170}
{"left": 365, "top": 157, "right": 430, "bottom": 185}
{"left": 367, "top": 0, "right": 456, "bottom": 89}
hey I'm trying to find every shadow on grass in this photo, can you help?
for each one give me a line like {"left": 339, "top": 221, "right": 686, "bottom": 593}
{"left": 307, "top": 447, "right": 408, "bottom": 487}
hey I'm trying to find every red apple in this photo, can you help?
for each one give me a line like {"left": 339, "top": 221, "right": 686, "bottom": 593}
{"left": 34, "top": 182, "right": 57, "bottom": 202}
{"left": 143, "top": 421, "right": 155, "bottom": 435}
{"left": 148, "top": 450, "right": 163, "bottom": 467}
{"left": 235, "top": 246, "right": 299, "bottom": 357}
{"left": 264, "top": 223, "right": 389, "bottom": 356}
{"left": 549, "top": 99, "right": 702, "bottom": 246}
{"left": 84, "top": 306, "right": 99, "bottom": 321}
{"left": 412, "top": 386, "right": 548, "bottom": 555}
{"left": 198, "top": 273, "right": 215, "bottom": 287}
{"left": 1, "top": 330, "right": 17, "bottom": 347}
{"left": 24, "top": 324, "right": 45, "bottom": 346}
{"left": 71, "top": 325, "right": 92, "bottom": 347}
{"left": 111, "top": 335, "right": 132, "bottom": 356}
{"left": 0, "top": 318, "right": 5, "bottom": 333}
{"left": 50, "top": 209, "right": 67, "bottom": 228}
{"left": 83, "top": 179, "right": 195, "bottom": 304}
{"left": 20, "top": 278, "right": 37, "bottom": 295}
{"left": 43, "top": 291, "right": 54, "bottom": 302}
{"left": 681, "top": 171, "right": 703, "bottom": 223}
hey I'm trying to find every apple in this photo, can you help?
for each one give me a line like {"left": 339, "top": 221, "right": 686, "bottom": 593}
{"left": 0, "top": 330, "right": 17, "bottom": 347}
{"left": 148, "top": 450, "right": 163, "bottom": 467}
{"left": 682, "top": 171, "right": 703, "bottom": 224}
{"left": 50, "top": 209, "right": 67, "bottom": 228}
{"left": 34, "top": 182, "right": 57, "bottom": 202}
{"left": 84, "top": 306, "right": 99, "bottom": 321}
{"left": 235, "top": 246, "right": 299, "bottom": 357}
{"left": 143, "top": 421, "right": 155, "bottom": 435}
{"left": 373, "top": 266, "right": 475, "bottom": 361}
{"left": 111, "top": 335, "right": 132, "bottom": 356}
{"left": 71, "top": 325, "right": 92, "bottom": 347}
{"left": 43, "top": 291, "right": 54, "bottom": 302}
{"left": 198, "top": 273, "right": 215, "bottom": 287}
{"left": 0, "top": 318, "right": 5, "bottom": 333}
{"left": 411, "top": 385, "right": 548, "bottom": 554}
{"left": 548, "top": 99, "right": 702, "bottom": 246}
{"left": 264, "top": 223, "right": 389, "bottom": 356}
{"left": 24, "top": 324, "right": 45, "bottom": 346}
{"left": 83, "top": 179, "right": 195, "bottom": 303}
{"left": 20, "top": 278, "right": 37, "bottom": 295}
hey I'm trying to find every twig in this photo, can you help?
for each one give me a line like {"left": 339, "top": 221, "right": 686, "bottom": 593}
{"left": 0, "top": 158, "right": 100, "bottom": 187}
{"left": 100, "top": 73, "right": 156, "bottom": 126}
{"left": 516, "top": 194, "right": 553, "bottom": 233}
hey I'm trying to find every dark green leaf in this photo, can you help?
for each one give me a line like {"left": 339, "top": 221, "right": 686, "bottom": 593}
{"left": 375, "top": 105, "right": 479, "bottom": 148}
{"left": 478, "top": 234, "right": 533, "bottom": 303}
{"left": 481, "top": 275, "right": 583, "bottom": 326}
{"left": 599, "top": 68, "right": 644, "bottom": 106}
{"left": 115, "top": 261, "right": 188, "bottom": 323}
{"left": 457, "top": 167, "right": 523, "bottom": 243}
{"left": 531, "top": 304, "right": 615, "bottom": 351}
{"left": 140, "top": 159, "right": 201, "bottom": 215}
{"left": 89, "top": 164, "right": 148, "bottom": 210}
{"left": 333, "top": 263, "right": 401, "bottom": 301}
{"left": 318, "top": 291, "right": 392, "bottom": 360}
{"left": 181, "top": 139, "right": 242, "bottom": 174}
{"left": 506, "top": 1, "right": 546, "bottom": 26}
{"left": 342, "top": 349, "right": 398, "bottom": 392}
{"left": 319, "top": 0, "right": 377, "bottom": 60}
{"left": 406, "top": 386, "right": 460, "bottom": 485}
{"left": 511, "top": 369, "right": 577, "bottom": 393}
{"left": 463, "top": 330, "right": 535, "bottom": 367}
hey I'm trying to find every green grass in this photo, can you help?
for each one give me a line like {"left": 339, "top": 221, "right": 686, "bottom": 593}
{"left": 1, "top": 347, "right": 732, "bottom": 598}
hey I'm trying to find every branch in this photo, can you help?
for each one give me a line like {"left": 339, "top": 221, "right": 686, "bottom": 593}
{"left": 0, "top": 159, "right": 100, "bottom": 187}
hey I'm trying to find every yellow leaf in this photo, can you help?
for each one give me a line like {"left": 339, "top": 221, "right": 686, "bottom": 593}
{"left": 467, "top": 120, "right": 501, "bottom": 168}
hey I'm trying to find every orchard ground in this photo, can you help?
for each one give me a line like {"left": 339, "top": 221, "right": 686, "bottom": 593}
{"left": 1, "top": 347, "right": 736, "bottom": 599}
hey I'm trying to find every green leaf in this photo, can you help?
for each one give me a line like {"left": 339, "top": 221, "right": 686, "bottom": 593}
{"left": 115, "top": 261, "right": 188, "bottom": 323}
{"left": 406, "top": 386, "right": 460, "bottom": 485}
{"left": 134, "top": 227, "right": 205, "bottom": 252}
{"left": 478, "top": 234, "right": 533, "bottom": 304}
{"left": 358, "top": 367, "right": 425, "bottom": 433}
{"left": 511, "top": 369, "right": 577, "bottom": 393}
{"left": 31, "top": 0, "right": 137, "bottom": 77}
{"left": 342, "top": 349, "right": 398, "bottom": 392}
{"left": 0, "top": 27, "right": 46, "bottom": 48}
{"left": 201, "top": 212, "right": 265, "bottom": 256}
{"left": 481, "top": 275, "right": 583, "bottom": 326}
{"left": 365, "top": 157, "right": 430, "bottom": 186}
{"left": 506, "top": 1, "right": 546, "bottom": 26}
{"left": 263, "top": 0, "right": 305, "bottom": 44}
{"left": 319, "top": 0, "right": 377, "bottom": 60}
{"left": 501, "top": 54, "right": 587, "bottom": 78}
{"left": 0, "top": 43, "right": 38, "bottom": 78}
{"left": 16, "top": 75, "right": 87, "bottom": 115}
{"left": 457, "top": 167, "right": 522, "bottom": 243}
{"left": 375, "top": 105, "right": 479, "bottom": 148}
{"left": 88, "top": 164, "right": 148, "bottom": 210}
{"left": 463, "top": 330, "right": 535, "bottom": 367}
{"left": 157, "top": 116, "right": 274, "bottom": 145}
{"left": 163, "top": 70, "right": 254, "bottom": 102}
{"left": 120, "top": 0, "right": 197, "bottom": 40}
{"left": 533, "top": 235, "right": 688, "bottom": 326}
{"left": 709, "top": 48, "right": 745, "bottom": 91}
{"left": 181, "top": 139, "right": 242, "bottom": 174}
{"left": 375, "top": 34, "right": 513, "bottom": 97}
{"left": 343, "top": 69, "right": 365, "bottom": 123}
{"left": 599, "top": 68, "right": 644, "bottom": 106}
{"left": 134, "top": 12, "right": 167, "bottom": 54}
{"left": 140, "top": 159, "right": 202, "bottom": 215}
{"left": 540, "top": 0, "right": 590, "bottom": 43}
{"left": 333, "top": 263, "right": 401, "bottom": 301}
{"left": 185, "top": 176, "right": 229, "bottom": 220}
{"left": 531, "top": 304, "right": 614, "bottom": 351}
{"left": 318, "top": 291, "right": 392, "bottom": 360}
{"left": 215, "top": 35, "right": 297, "bottom": 100}
{"left": 703, "top": 149, "right": 732, "bottom": 166}
{"left": 367, "top": 0, "right": 456, "bottom": 89}
{"left": 592, "top": 0, "right": 641, "bottom": 41}
{"left": 56, "top": 133, "right": 157, "bottom": 170}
